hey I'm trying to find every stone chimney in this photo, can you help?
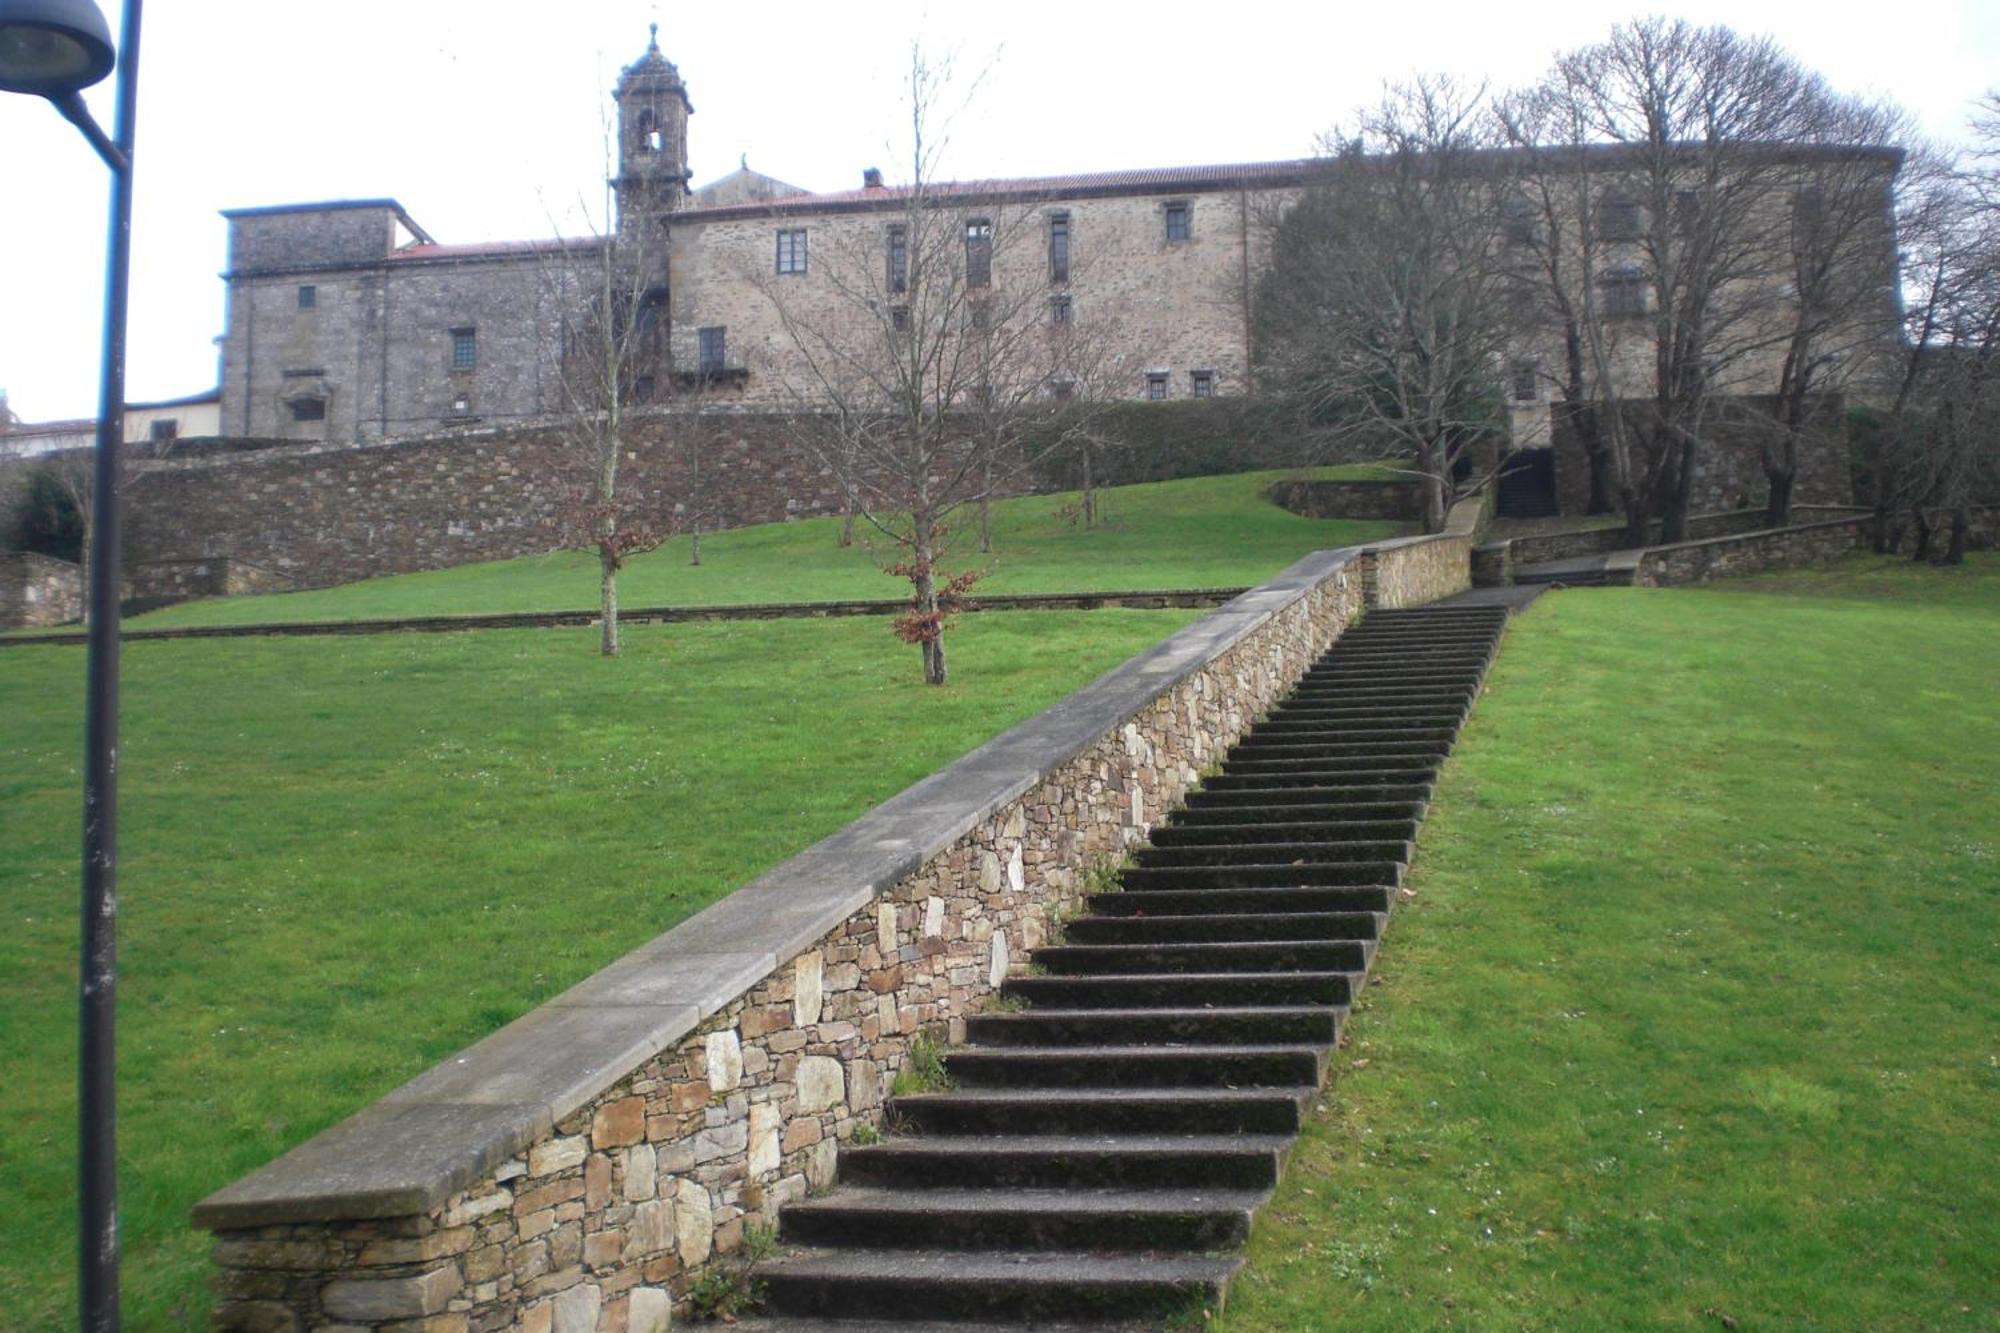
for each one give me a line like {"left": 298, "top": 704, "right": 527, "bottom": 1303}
{"left": 863, "top": 167, "right": 885, "bottom": 191}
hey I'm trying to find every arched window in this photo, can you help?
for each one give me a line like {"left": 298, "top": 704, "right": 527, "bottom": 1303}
{"left": 637, "top": 108, "right": 661, "bottom": 154}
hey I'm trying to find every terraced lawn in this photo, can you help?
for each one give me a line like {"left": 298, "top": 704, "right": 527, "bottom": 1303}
{"left": 0, "top": 609, "right": 1199, "bottom": 1328}
{"left": 1221, "top": 554, "right": 1999, "bottom": 1330}
{"left": 123, "top": 468, "right": 1406, "bottom": 629}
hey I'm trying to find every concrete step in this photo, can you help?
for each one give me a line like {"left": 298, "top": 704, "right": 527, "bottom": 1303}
{"left": 1284, "top": 685, "right": 1475, "bottom": 705}
{"left": 837, "top": 1133, "right": 1295, "bottom": 1191}
{"left": 780, "top": 1187, "right": 1267, "bottom": 1252}
{"left": 965, "top": 1005, "right": 1342, "bottom": 1049}
{"left": 1130, "top": 839, "right": 1412, "bottom": 868}
{"left": 1196, "top": 771, "right": 1435, "bottom": 793}
{"left": 1220, "top": 753, "right": 1441, "bottom": 775}
{"left": 1182, "top": 784, "right": 1429, "bottom": 809}
{"left": 1032, "top": 938, "right": 1371, "bottom": 975}
{"left": 888, "top": 1086, "right": 1315, "bottom": 1136}
{"left": 1117, "top": 860, "right": 1404, "bottom": 890}
{"left": 758, "top": 1247, "right": 1242, "bottom": 1323}
{"left": 1234, "top": 730, "right": 1456, "bottom": 753}
{"left": 1251, "top": 713, "right": 1463, "bottom": 733}
{"left": 1085, "top": 884, "right": 1393, "bottom": 916}
{"left": 1170, "top": 798, "right": 1426, "bottom": 822}
{"left": 1003, "top": 969, "right": 1360, "bottom": 1010}
{"left": 943, "top": 1043, "right": 1326, "bottom": 1090}
{"left": 1061, "top": 910, "right": 1382, "bottom": 945}
{"left": 1150, "top": 817, "right": 1420, "bottom": 844}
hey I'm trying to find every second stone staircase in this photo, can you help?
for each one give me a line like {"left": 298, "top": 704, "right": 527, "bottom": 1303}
{"left": 748, "top": 604, "right": 1512, "bottom": 1328}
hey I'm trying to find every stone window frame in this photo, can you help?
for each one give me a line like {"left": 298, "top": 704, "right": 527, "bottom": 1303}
{"left": 148, "top": 418, "right": 179, "bottom": 442}
{"left": 1163, "top": 200, "right": 1192, "bottom": 243}
{"left": 776, "top": 228, "right": 808, "bottom": 276}
{"left": 964, "top": 217, "right": 993, "bottom": 289}
{"left": 1048, "top": 209, "right": 1071, "bottom": 283}
{"left": 1599, "top": 264, "right": 1648, "bottom": 319}
{"left": 287, "top": 395, "right": 327, "bottom": 423}
{"left": 1190, "top": 368, "right": 1216, "bottom": 398}
{"left": 698, "top": 326, "right": 728, "bottom": 374}
{"left": 886, "top": 224, "right": 908, "bottom": 294}
{"left": 449, "top": 326, "right": 477, "bottom": 372}
{"left": 296, "top": 284, "right": 316, "bottom": 310}
{"left": 1145, "top": 370, "right": 1171, "bottom": 400}
{"left": 1595, "top": 193, "right": 1643, "bottom": 243}
{"left": 1511, "top": 364, "right": 1539, "bottom": 402}
{"left": 1050, "top": 293, "right": 1072, "bottom": 326}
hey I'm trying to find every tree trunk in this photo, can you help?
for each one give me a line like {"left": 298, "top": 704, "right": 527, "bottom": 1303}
{"left": 1660, "top": 432, "right": 1697, "bottom": 544}
{"left": 1763, "top": 468, "right": 1795, "bottom": 530}
{"left": 1911, "top": 512, "right": 1932, "bottom": 563}
{"left": 1621, "top": 489, "right": 1651, "bottom": 549}
{"left": 690, "top": 524, "right": 702, "bottom": 566}
{"left": 977, "top": 456, "right": 994, "bottom": 554}
{"left": 1080, "top": 442, "right": 1096, "bottom": 530}
{"left": 599, "top": 547, "right": 620, "bottom": 657}
{"left": 913, "top": 518, "right": 947, "bottom": 686}
{"left": 840, "top": 502, "right": 856, "bottom": 548}
{"left": 1945, "top": 508, "right": 1969, "bottom": 566}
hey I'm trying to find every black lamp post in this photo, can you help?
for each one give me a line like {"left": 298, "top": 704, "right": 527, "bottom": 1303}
{"left": 0, "top": 0, "right": 140, "bottom": 1327}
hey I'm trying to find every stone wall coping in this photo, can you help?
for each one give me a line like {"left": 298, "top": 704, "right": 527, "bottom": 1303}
{"left": 191, "top": 545, "right": 1366, "bottom": 1232}
{"left": 1632, "top": 512, "right": 1869, "bottom": 559}
{"left": 0, "top": 550, "right": 81, "bottom": 573}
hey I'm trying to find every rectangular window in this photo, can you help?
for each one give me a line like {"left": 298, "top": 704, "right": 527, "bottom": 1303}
{"left": 890, "top": 305, "right": 910, "bottom": 332}
{"left": 1049, "top": 211, "right": 1070, "bottom": 283}
{"left": 1596, "top": 196, "right": 1642, "bottom": 242}
{"left": 1511, "top": 365, "right": 1538, "bottom": 401}
{"left": 1050, "top": 293, "right": 1072, "bottom": 325}
{"left": 1049, "top": 378, "right": 1076, "bottom": 400}
{"left": 1600, "top": 266, "right": 1647, "bottom": 318}
{"left": 1500, "top": 194, "right": 1537, "bottom": 247}
{"left": 450, "top": 327, "right": 477, "bottom": 371}
{"left": 886, "top": 224, "right": 908, "bottom": 293}
{"left": 1146, "top": 371, "right": 1170, "bottom": 400}
{"left": 965, "top": 218, "right": 993, "bottom": 288}
{"left": 698, "top": 326, "right": 727, "bottom": 374}
{"left": 1164, "top": 202, "right": 1191, "bottom": 242}
{"left": 776, "top": 228, "right": 808, "bottom": 275}
{"left": 149, "top": 419, "right": 179, "bottom": 442}
{"left": 289, "top": 397, "right": 326, "bottom": 422}
{"left": 297, "top": 284, "right": 316, "bottom": 309}
{"left": 1190, "top": 369, "right": 1215, "bottom": 398}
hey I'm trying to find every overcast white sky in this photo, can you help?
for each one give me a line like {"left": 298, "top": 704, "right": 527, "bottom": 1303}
{"left": 2, "top": 0, "right": 1994, "bottom": 421}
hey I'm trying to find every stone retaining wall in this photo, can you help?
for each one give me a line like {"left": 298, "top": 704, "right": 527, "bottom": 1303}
{"left": 1265, "top": 478, "right": 1424, "bottom": 522}
{"left": 1614, "top": 514, "right": 1871, "bottom": 587}
{"left": 127, "top": 557, "right": 294, "bottom": 606}
{"left": 0, "top": 551, "right": 83, "bottom": 628}
{"left": 191, "top": 529, "right": 1473, "bottom": 1332}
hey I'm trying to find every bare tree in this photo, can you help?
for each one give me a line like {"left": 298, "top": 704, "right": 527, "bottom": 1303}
{"left": 1502, "top": 19, "right": 1898, "bottom": 541}
{"left": 1254, "top": 77, "right": 1516, "bottom": 533}
{"left": 755, "top": 47, "right": 1117, "bottom": 684}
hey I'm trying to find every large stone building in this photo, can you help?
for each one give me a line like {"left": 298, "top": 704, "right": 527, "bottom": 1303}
{"left": 215, "top": 30, "right": 1898, "bottom": 512}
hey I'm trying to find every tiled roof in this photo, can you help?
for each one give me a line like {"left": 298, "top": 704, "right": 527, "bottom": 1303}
{"left": 683, "top": 159, "right": 1317, "bottom": 219}
{"left": 388, "top": 236, "right": 606, "bottom": 262}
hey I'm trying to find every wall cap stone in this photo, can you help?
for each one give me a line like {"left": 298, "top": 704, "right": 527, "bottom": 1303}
{"left": 191, "top": 544, "right": 1363, "bottom": 1232}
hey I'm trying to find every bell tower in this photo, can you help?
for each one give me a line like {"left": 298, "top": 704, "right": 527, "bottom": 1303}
{"left": 612, "top": 24, "right": 693, "bottom": 235}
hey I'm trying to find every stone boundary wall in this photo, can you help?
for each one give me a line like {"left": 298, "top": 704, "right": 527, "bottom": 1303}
{"left": 1265, "top": 478, "right": 1424, "bottom": 522}
{"left": 1, "top": 588, "right": 1250, "bottom": 650}
{"left": 0, "top": 552, "right": 83, "bottom": 628}
{"left": 1611, "top": 514, "right": 1871, "bottom": 587}
{"left": 192, "top": 528, "right": 1473, "bottom": 1332}
{"left": 1471, "top": 506, "right": 1870, "bottom": 585}
{"left": 127, "top": 557, "right": 294, "bottom": 606}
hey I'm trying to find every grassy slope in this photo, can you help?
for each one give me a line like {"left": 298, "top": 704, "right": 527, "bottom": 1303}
{"left": 126, "top": 468, "right": 1406, "bottom": 628}
{"left": 0, "top": 610, "right": 1198, "bottom": 1329}
{"left": 1220, "top": 553, "right": 1999, "bottom": 1331}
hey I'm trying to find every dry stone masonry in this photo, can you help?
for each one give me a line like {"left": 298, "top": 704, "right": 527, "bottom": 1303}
{"left": 193, "top": 518, "right": 1475, "bottom": 1331}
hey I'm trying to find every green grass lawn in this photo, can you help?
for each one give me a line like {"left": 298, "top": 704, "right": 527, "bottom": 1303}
{"left": 0, "top": 610, "right": 1198, "bottom": 1329}
{"left": 1220, "top": 553, "right": 1999, "bottom": 1331}
{"left": 123, "top": 468, "right": 1407, "bottom": 629}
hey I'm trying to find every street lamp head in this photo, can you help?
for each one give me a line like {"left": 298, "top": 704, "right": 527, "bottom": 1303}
{"left": 0, "top": 0, "right": 114, "bottom": 97}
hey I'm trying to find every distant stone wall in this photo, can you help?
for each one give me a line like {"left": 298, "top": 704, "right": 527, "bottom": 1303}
{"left": 1617, "top": 515, "right": 1870, "bottom": 587}
{"left": 126, "top": 558, "right": 294, "bottom": 606}
{"left": 192, "top": 521, "right": 1476, "bottom": 1332}
{"left": 1549, "top": 396, "right": 1853, "bottom": 516}
{"left": 1266, "top": 478, "right": 1424, "bottom": 522}
{"left": 0, "top": 552, "right": 83, "bottom": 628}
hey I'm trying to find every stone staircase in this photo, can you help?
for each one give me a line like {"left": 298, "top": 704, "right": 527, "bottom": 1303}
{"left": 744, "top": 605, "right": 1512, "bottom": 1328}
